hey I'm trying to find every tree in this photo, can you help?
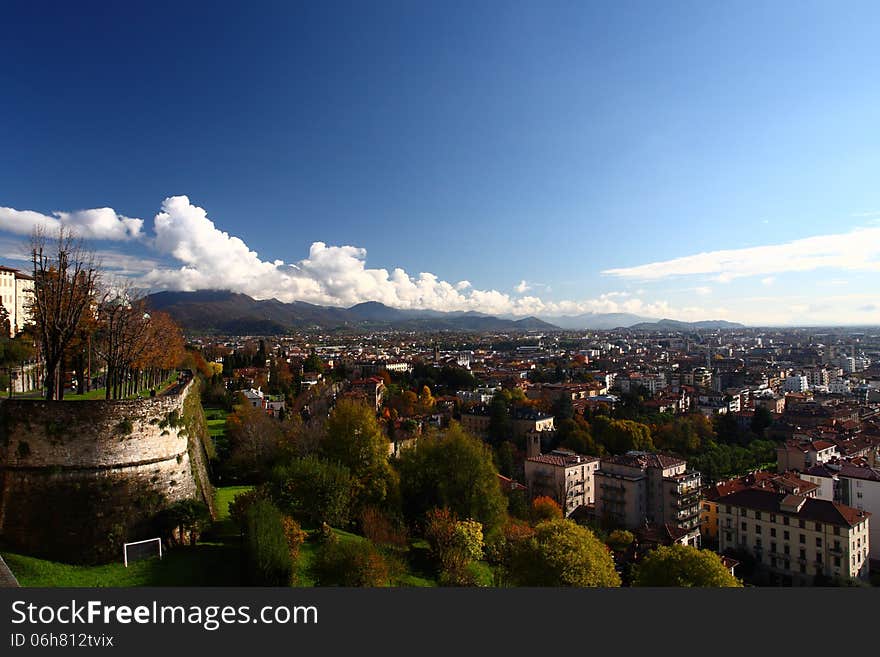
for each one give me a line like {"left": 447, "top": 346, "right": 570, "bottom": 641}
{"left": 531, "top": 496, "right": 563, "bottom": 523}
{"left": 160, "top": 499, "right": 212, "bottom": 546}
{"left": 632, "top": 544, "right": 742, "bottom": 587}
{"left": 225, "top": 396, "right": 285, "bottom": 481}
{"left": 322, "top": 399, "right": 396, "bottom": 511}
{"left": 397, "top": 423, "right": 508, "bottom": 534}
{"left": 270, "top": 456, "right": 353, "bottom": 527}
{"left": 751, "top": 405, "right": 774, "bottom": 437}
{"left": 29, "top": 227, "right": 100, "bottom": 399}
{"left": 487, "top": 394, "right": 512, "bottom": 446}
{"left": 423, "top": 508, "right": 484, "bottom": 584}
{"left": 606, "top": 529, "right": 635, "bottom": 553}
{"left": 592, "top": 415, "right": 654, "bottom": 454}
{"left": 551, "top": 394, "right": 575, "bottom": 421}
{"left": 509, "top": 519, "right": 621, "bottom": 587}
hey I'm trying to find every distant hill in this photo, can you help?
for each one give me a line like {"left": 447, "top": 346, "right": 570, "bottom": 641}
{"left": 628, "top": 318, "right": 745, "bottom": 331}
{"left": 145, "top": 290, "right": 560, "bottom": 333}
{"left": 539, "top": 312, "right": 655, "bottom": 330}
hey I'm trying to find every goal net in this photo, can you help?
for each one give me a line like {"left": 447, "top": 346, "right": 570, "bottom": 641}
{"left": 123, "top": 537, "right": 163, "bottom": 567}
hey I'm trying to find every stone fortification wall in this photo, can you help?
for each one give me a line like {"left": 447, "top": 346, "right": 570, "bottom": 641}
{"left": 0, "top": 380, "right": 214, "bottom": 564}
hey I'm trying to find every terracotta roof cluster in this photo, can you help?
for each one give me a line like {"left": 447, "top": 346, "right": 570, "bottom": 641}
{"left": 705, "top": 471, "right": 819, "bottom": 501}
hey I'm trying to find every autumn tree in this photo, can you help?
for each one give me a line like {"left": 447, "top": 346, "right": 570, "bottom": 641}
{"left": 225, "top": 394, "right": 285, "bottom": 481}
{"left": 531, "top": 496, "right": 564, "bottom": 523}
{"left": 397, "top": 423, "right": 508, "bottom": 534}
{"left": 509, "top": 519, "right": 621, "bottom": 587}
{"left": 632, "top": 544, "right": 742, "bottom": 587}
{"left": 29, "top": 227, "right": 100, "bottom": 400}
{"left": 424, "top": 507, "right": 484, "bottom": 585}
{"left": 321, "top": 399, "right": 397, "bottom": 512}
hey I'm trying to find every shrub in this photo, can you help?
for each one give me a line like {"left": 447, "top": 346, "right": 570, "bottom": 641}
{"left": 359, "top": 506, "right": 408, "bottom": 548}
{"left": 312, "top": 539, "right": 390, "bottom": 587}
{"left": 244, "top": 498, "right": 294, "bottom": 586}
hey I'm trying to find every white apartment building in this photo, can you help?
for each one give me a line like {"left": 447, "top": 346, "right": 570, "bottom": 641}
{"left": 0, "top": 265, "right": 34, "bottom": 337}
{"left": 524, "top": 450, "right": 600, "bottom": 516}
{"left": 803, "top": 461, "right": 880, "bottom": 561}
{"left": 717, "top": 488, "right": 870, "bottom": 585}
{"left": 783, "top": 375, "right": 809, "bottom": 393}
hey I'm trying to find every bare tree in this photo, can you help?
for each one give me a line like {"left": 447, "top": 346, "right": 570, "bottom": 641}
{"left": 93, "top": 279, "right": 154, "bottom": 400}
{"left": 29, "top": 227, "right": 100, "bottom": 400}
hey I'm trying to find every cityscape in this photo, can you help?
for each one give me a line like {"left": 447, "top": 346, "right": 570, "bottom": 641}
{"left": 2, "top": 2, "right": 880, "bottom": 596}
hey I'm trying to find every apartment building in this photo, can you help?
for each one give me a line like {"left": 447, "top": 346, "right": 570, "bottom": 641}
{"left": 594, "top": 452, "right": 701, "bottom": 545}
{"left": 524, "top": 449, "right": 600, "bottom": 516}
{"left": 701, "top": 471, "right": 818, "bottom": 543}
{"left": 717, "top": 488, "right": 870, "bottom": 585}
{"left": 0, "top": 265, "right": 34, "bottom": 337}
{"left": 776, "top": 439, "right": 839, "bottom": 472}
{"left": 803, "top": 460, "right": 880, "bottom": 560}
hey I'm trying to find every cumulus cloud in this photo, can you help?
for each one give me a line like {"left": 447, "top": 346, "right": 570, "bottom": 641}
{"left": 134, "top": 196, "right": 696, "bottom": 318}
{"left": 0, "top": 206, "right": 143, "bottom": 240}
{"left": 602, "top": 226, "right": 880, "bottom": 281}
{"left": 0, "top": 195, "right": 713, "bottom": 321}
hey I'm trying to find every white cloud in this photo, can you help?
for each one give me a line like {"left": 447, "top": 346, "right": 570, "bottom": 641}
{"left": 0, "top": 206, "right": 143, "bottom": 240}
{"left": 134, "top": 196, "right": 708, "bottom": 318}
{"left": 602, "top": 226, "right": 880, "bottom": 281}
{"left": 761, "top": 277, "right": 775, "bottom": 286}
{"left": 693, "top": 286, "right": 712, "bottom": 296}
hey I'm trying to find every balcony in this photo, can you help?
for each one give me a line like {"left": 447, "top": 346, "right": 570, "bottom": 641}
{"left": 672, "top": 493, "right": 701, "bottom": 509}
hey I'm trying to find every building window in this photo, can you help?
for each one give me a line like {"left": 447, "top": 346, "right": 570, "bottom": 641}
{"left": 755, "top": 524, "right": 762, "bottom": 534}
{"left": 834, "top": 556, "right": 841, "bottom": 567}
{"left": 816, "top": 537, "right": 821, "bottom": 547}
{"left": 799, "top": 548, "right": 806, "bottom": 560}
{"left": 741, "top": 522, "right": 747, "bottom": 531}
{"left": 784, "top": 545, "right": 790, "bottom": 555}
{"left": 814, "top": 522, "right": 822, "bottom": 531}
{"left": 798, "top": 519, "right": 806, "bottom": 529}
{"left": 834, "top": 527, "right": 840, "bottom": 536}
{"left": 783, "top": 530, "right": 790, "bottom": 540}
{"left": 755, "top": 511, "right": 762, "bottom": 520}
{"left": 770, "top": 528, "right": 776, "bottom": 537}
{"left": 783, "top": 517, "right": 790, "bottom": 526}
{"left": 799, "top": 534, "right": 805, "bottom": 544}
{"left": 770, "top": 514, "right": 776, "bottom": 522}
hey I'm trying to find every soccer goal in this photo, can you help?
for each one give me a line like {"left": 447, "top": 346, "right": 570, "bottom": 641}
{"left": 123, "top": 537, "right": 163, "bottom": 567}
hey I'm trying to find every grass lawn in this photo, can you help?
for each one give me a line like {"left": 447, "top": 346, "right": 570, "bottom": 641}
{"left": 1, "top": 484, "right": 439, "bottom": 588}
{"left": 0, "top": 485, "right": 251, "bottom": 588}
{"left": 1, "top": 541, "right": 241, "bottom": 587}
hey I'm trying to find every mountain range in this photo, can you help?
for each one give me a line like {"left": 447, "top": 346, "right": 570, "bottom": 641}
{"left": 144, "top": 290, "right": 744, "bottom": 334}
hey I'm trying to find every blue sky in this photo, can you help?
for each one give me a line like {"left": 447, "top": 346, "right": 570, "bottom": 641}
{"left": 2, "top": 1, "right": 880, "bottom": 325}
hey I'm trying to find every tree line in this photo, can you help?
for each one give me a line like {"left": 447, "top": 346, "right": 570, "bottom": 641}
{"left": 21, "top": 227, "right": 185, "bottom": 400}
